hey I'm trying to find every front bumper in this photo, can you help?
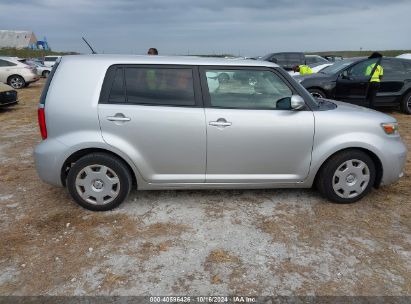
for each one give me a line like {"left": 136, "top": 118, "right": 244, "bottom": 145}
{"left": 380, "top": 138, "right": 407, "bottom": 186}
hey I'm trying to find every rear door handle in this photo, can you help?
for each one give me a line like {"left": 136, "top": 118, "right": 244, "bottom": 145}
{"left": 209, "top": 121, "right": 232, "bottom": 127}
{"left": 209, "top": 118, "right": 232, "bottom": 128}
{"left": 107, "top": 114, "right": 131, "bottom": 122}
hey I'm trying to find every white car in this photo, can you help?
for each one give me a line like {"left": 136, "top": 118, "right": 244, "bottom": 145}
{"left": 289, "top": 63, "right": 333, "bottom": 77}
{"left": 311, "top": 63, "right": 333, "bottom": 73}
{"left": 396, "top": 53, "right": 411, "bottom": 60}
{"left": 26, "top": 60, "right": 52, "bottom": 77}
{"left": 0, "top": 57, "right": 40, "bottom": 89}
{"left": 43, "top": 56, "right": 62, "bottom": 67}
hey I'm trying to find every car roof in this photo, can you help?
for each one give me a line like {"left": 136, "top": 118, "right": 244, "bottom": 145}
{"left": 60, "top": 54, "right": 280, "bottom": 67}
{"left": 0, "top": 56, "right": 20, "bottom": 61}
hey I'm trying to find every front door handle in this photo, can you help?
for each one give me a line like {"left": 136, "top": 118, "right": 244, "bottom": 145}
{"left": 209, "top": 118, "right": 232, "bottom": 128}
{"left": 107, "top": 114, "right": 131, "bottom": 122}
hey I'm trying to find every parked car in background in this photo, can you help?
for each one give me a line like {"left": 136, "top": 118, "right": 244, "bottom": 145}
{"left": 34, "top": 55, "right": 406, "bottom": 211}
{"left": 290, "top": 62, "right": 334, "bottom": 77}
{"left": 305, "top": 55, "right": 330, "bottom": 65}
{"left": 396, "top": 53, "right": 411, "bottom": 60}
{"left": 296, "top": 57, "right": 411, "bottom": 114}
{"left": 322, "top": 55, "right": 344, "bottom": 62}
{"left": 0, "top": 57, "right": 40, "bottom": 89}
{"left": 25, "top": 60, "right": 52, "bottom": 77}
{"left": 261, "top": 52, "right": 305, "bottom": 71}
{"left": 43, "top": 56, "right": 62, "bottom": 67}
{"left": 310, "top": 62, "right": 333, "bottom": 73}
{"left": 0, "top": 82, "right": 18, "bottom": 107}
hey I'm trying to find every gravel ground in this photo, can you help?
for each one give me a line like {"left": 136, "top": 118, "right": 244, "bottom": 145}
{"left": 0, "top": 80, "right": 410, "bottom": 296}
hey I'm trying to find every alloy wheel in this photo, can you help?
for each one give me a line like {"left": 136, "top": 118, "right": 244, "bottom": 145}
{"left": 310, "top": 92, "right": 324, "bottom": 99}
{"left": 10, "top": 77, "right": 24, "bottom": 89}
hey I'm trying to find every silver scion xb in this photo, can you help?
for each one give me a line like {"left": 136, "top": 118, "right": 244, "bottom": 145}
{"left": 34, "top": 55, "right": 407, "bottom": 211}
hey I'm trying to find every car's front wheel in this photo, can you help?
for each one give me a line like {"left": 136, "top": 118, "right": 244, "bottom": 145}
{"left": 67, "top": 153, "right": 132, "bottom": 211}
{"left": 316, "top": 150, "right": 376, "bottom": 203}
{"left": 401, "top": 91, "right": 411, "bottom": 115}
{"left": 42, "top": 70, "right": 50, "bottom": 77}
{"left": 8, "top": 75, "right": 26, "bottom": 89}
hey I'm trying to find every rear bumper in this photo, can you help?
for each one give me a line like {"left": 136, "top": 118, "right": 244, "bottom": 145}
{"left": 380, "top": 138, "right": 407, "bottom": 186}
{"left": 27, "top": 77, "right": 40, "bottom": 84}
{"left": 23, "top": 73, "right": 40, "bottom": 83}
{"left": 34, "top": 138, "right": 67, "bottom": 187}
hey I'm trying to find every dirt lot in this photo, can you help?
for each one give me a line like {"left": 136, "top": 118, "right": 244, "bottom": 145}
{"left": 0, "top": 80, "right": 410, "bottom": 296}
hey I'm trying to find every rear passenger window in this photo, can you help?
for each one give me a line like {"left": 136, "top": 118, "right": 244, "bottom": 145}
{"left": 102, "top": 66, "right": 196, "bottom": 106}
{"left": 126, "top": 67, "right": 195, "bottom": 106}
{"left": 381, "top": 59, "right": 406, "bottom": 78}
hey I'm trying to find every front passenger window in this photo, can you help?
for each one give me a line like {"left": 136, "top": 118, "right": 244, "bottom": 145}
{"left": 346, "top": 58, "right": 379, "bottom": 77}
{"left": 204, "top": 70, "right": 293, "bottom": 110}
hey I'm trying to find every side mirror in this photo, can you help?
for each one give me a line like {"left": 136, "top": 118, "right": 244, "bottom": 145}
{"left": 290, "top": 95, "right": 305, "bottom": 110}
{"left": 340, "top": 70, "right": 350, "bottom": 79}
{"left": 271, "top": 57, "right": 278, "bottom": 64}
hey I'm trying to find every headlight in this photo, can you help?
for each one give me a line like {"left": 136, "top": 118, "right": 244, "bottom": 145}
{"left": 381, "top": 122, "right": 399, "bottom": 135}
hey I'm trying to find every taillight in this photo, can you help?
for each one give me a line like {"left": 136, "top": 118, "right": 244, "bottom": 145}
{"left": 38, "top": 106, "right": 47, "bottom": 139}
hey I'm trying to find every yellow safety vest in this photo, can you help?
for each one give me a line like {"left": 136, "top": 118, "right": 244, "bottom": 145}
{"left": 299, "top": 65, "right": 313, "bottom": 76}
{"left": 147, "top": 70, "right": 157, "bottom": 90}
{"left": 365, "top": 63, "right": 383, "bottom": 82}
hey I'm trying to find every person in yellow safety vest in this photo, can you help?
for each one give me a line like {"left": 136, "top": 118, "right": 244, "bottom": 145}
{"left": 146, "top": 48, "right": 159, "bottom": 90}
{"left": 365, "top": 52, "right": 384, "bottom": 109}
{"left": 293, "top": 65, "right": 313, "bottom": 76}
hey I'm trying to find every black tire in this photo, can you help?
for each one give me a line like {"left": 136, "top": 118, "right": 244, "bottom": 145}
{"left": 401, "top": 91, "right": 411, "bottom": 115}
{"left": 7, "top": 75, "right": 26, "bottom": 89}
{"left": 67, "top": 153, "right": 132, "bottom": 211}
{"left": 308, "top": 88, "right": 326, "bottom": 99}
{"left": 42, "top": 70, "right": 50, "bottom": 78}
{"left": 316, "top": 150, "right": 376, "bottom": 204}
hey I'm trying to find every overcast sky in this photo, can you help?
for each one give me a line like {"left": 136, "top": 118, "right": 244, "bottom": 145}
{"left": 0, "top": 0, "right": 410, "bottom": 56}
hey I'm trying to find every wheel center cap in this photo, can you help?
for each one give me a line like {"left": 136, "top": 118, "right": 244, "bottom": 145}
{"left": 93, "top": 180, "right": 104, "bottom": 189}
{"left": 346, "top": 174, "right": 356, "bottom": 184}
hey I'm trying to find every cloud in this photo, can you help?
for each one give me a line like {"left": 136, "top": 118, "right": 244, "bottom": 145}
{"left": 0, "top": 0, "right": 410, "bottom": 55}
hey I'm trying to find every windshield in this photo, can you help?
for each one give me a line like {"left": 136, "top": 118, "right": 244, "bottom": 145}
{"left": 320, "top": 59, "right": 358, "bottom": 74}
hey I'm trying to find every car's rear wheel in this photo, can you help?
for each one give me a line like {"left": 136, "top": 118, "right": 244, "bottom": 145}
{"left": 308, "top": 88, "right": 326, "bottom": 99}
{"left": 316, "top": 150, "right": 376, "bottom": 203}
{"left": 8, "top": 75, "right": 25, "bottom": 89}
{"left": 401, "top": 92, "right": 411, "bottom": 115}
{"left": 42, "top": 70, "right": 50, "bottom": 77}
{"left": 67, "top": 153, "right": 132, "bottom": 211}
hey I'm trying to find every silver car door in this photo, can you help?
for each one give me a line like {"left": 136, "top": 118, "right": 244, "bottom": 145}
{"left": 98, "top": 65, "right": 206, "bottom": 183}
{"left": 201, "top": 67, "right": 315, "bottom": 183}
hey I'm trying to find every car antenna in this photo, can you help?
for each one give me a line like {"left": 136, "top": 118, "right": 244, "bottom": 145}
{"left": 82, "top": 37, "right": 97, "bottom": 54}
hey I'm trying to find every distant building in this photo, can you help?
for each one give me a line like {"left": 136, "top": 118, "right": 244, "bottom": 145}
{"left": 0, "top": 30, "right": 47, "bottom": 50}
